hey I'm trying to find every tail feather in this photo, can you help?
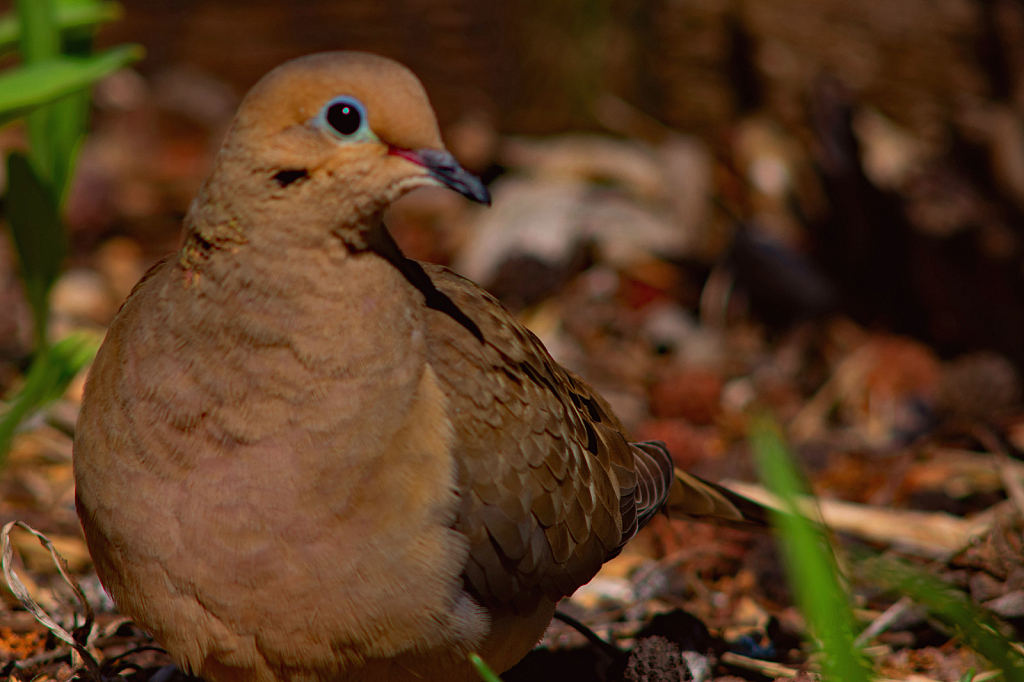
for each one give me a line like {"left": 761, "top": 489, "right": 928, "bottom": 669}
{"left": 666, "top": 468, "right": 772, "bottom": 529}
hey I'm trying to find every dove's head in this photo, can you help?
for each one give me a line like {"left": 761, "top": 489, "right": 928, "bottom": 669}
{"left": 192, "top": 51, "right": 488, "bottom": 247}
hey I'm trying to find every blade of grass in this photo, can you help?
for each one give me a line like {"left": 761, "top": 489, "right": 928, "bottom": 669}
{"left": 0, "top": 46, "right": 143, "bottom": 127}
{"left": 15, "top": 0, "right": 59, "bottom": 64}
{"left": 17, "top": 0, "right": 61, "bottom": 187}
{"left": 0, "top": 1, "right": 121, "bottom": 55}
{"left": 469, "top": 653, "right": 502, "bottom": 682}
{"left": 860, "top": 557, "right": 1024, "bottom": 682}
{"left": 0, "top": 333, "right": 97, "bottom": 464}
{"left": 47, "top": 89, "right": 88, "bottom": 204}
{"left": 749, "top": 414, "right": 870, "bottom": 682}
{"left": 5, "top": 152, "right": 66, "bottom": 348}
{"left": 35, "top": 0, "right": 100, "bottom": 203}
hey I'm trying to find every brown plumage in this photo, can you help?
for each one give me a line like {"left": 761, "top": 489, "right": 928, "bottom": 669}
{"left": 73, "top": 51, "right": 766, "bottom": 682}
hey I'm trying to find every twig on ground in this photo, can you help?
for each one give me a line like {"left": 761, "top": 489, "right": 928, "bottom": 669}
{"left": 1, "top": 521, "right": 102, "bottom": 682}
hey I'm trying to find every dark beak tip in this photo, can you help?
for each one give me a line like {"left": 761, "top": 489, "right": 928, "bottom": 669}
{"left": 413, "top": 148, "right": 491, "bottom": 207}
{"left": 476, "top": 185, "right": 493, "bottom": 207}
{"left": 455, "top": 175, "right": 492, "bottom": 206}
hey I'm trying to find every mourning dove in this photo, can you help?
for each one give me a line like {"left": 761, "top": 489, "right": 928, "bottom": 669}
{"left": 73, "top": 52, "right": 766, "bottom": 682}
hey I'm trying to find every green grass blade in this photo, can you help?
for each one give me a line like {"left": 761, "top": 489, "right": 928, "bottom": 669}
{"left": 48, "top": 90, "right": 88, "bottom": 203}
{"left": 860, "top": 557, "right": 1024, "bottom": 682}
{"left": 0, "top": 2, "right": 123, "bottom": 55}
{"left": 4, "top": 152, "right": 67, "bottom": 348}
{"left": 0, "top": 46, "right": 143, "bottom": 127}
{"left": 0, "top": 332, "right": 97, "bottom": 464}
{"left": 469, "top": 653, "right": 503, "bottom": 682}
{"left": 15, "top": 0, "right": 59, "bottom": 64}
{"left": 749, "top": 415, "right": 871, "bottom": 682}
{"left": 17, "top": 0, "right": 61, "bottom": 184}
{"left": 47, "top": 0, "right": 94, "bottom": 202}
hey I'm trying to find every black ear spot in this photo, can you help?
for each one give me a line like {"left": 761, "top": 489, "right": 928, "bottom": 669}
{"left": 273, "top": 169, "right": 309, "bottom": 187}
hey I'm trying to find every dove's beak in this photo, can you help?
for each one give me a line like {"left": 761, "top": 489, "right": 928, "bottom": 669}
{"left": 389, "top": 147, "right": 491, "bottom": 205}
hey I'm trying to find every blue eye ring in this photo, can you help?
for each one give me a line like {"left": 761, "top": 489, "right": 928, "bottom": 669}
{"left": 318, "top": 96, "right": 376, "bottom": 142}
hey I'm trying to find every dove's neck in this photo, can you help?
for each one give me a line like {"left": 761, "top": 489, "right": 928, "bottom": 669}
{"left": 174, "top": 187, "right": 425, "bottom": 382}
{"left": 151, "top": 219, "right": 433, "bottom": 454}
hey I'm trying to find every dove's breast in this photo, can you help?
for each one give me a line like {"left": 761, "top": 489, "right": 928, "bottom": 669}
{"left": 74, "top": 249, "right": 493, "bottom": 681}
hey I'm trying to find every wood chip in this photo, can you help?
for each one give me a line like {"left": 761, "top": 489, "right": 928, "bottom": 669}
{"left": 720, "top": 651, "right": 811, "bottom": 679}
{"left": 722, "top": 481, "right": 994, "bottom": 557}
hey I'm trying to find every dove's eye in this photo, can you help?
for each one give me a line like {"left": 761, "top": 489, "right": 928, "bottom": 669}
{"left": 320, "top": 96, "right": 374, "bottom": 141}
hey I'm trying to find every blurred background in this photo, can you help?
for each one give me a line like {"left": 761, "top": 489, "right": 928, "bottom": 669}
{"left": 7, "top": 0, "right": 1021, "bottom": 444}
{"left": 3, "top": 2, "right": 1024, "bottom": 680}
{"left": 8, "top": 0, "right": 1024, "bottom": 369}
